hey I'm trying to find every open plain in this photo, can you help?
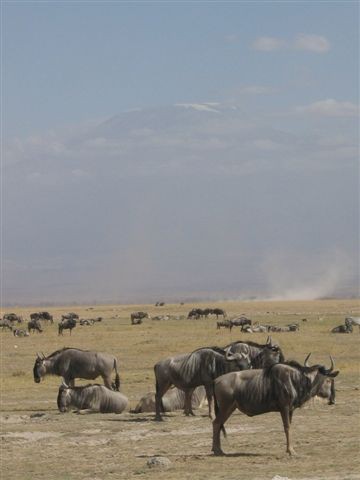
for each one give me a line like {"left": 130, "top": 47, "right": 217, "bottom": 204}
{"left": 1, "top": 299, "right": 359, "bottom": 480}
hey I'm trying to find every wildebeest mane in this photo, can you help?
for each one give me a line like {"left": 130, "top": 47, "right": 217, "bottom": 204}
{"left": 46, "top": 347, "right": 90, "bottom": 359}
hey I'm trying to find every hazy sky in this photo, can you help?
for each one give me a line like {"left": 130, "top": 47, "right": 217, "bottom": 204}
{"left": 2, "top": 1, "right": 359, "bottom": 305}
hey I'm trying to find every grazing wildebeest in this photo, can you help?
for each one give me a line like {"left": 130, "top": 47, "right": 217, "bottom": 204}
{"left": 61, "top": 312, "right": 79, "bottom": 321}
{"left": 0, "top": 319, "right": 13, "bottom": 331}
{"left": 154, "top": 346, "right": 251, "bottom": 421}
{"left": 27, "top": 319, "right": 43, "bottom": 334}
{"left": 30, "top": 312, "right": 53, "bottom": 324}
{"left": 58, "top": 318, "right": 76, "bottom": 335}
{"left": 187, "top": 308, "right": 203, "bottom": 319}
{"left": 331, "top": 324, "right": 353, "bottom": 333}
{"left": 131, "top": 312, "right": 149, "bottom": 324}
{"left": 3, "top": 313, "right": 22, "bottom": 324}
{"left": 212, "top": 308, "right": 227, "bottom": 319}
{"left": 230, "top": 316, "right": 252, "bottom": 328}
{"left": 211, "top": 354, "right": 339, "bottom": 456}
{"left": 345, "top": 317, "right": 360, "bottom": 332}
{"left": 224, "top": 337, "right": 285, "bottom": 369}
{"left": 57, "top": 382, "right": 128, "bottom": 413}
{"left": 13, "top": 328, "right": 29, "bottom": 337}
{"left": 217, "top": 320, "right": 233, "bottom": 331}
{"left": 132, "top": 386, "right": 207, "bottom": 413}
{"left": 33, "top": 348, "right": 121, "bottom": 390}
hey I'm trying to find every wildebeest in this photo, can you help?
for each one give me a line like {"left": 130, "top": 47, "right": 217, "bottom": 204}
{"left": 132, "top": 386, "right": 207, "bottom": 413}
{"left": 154, "top": 346, "right": 251, "bottom": 421}
{"left": 0, "top": 319, "right": 13, "bottom": 331}
{"left": 217, "top": 320, "right": 233, "bottom": 331}
{"left": 211, "top": 354, "right": 339, "bottom": 456}
{"left": 57, "top": 382, "right": 128, "bottom": 413}
{"left": 61, "top": 312, "right": 79, "bottom": 321}
{"left": 33, "top": 348, "right": 121, "bottom": 390}
{"left": 79, "top": 319, "right": 93, "bottom": 326}
{"left": 13, "top": 328, "right": 29, "bottom": 337}
{"left": 58, "top": 318, "right": 76, "bottom": 335}
{"left": 131, "top": 312, "right": 149, "bottom": 324}
{"left": 212, "top": 308, "right": 226, "bottom": 319}
{"left": 3, "top": 313, "right": 23, "bottom": 324}
{"left": 224, "top": 337, "right": 285, "bottom": 369}
{"left": 187, "top": 308, "right": 203, "bottom": 319}
{"left": 241, "top": 324, "right": 269, "bottom": 333}
{"left": 230, "top": 316, "right": 252, "bottom": 328}
{"left": 268, "top": 324, "right": 299, "bottom": 332}
{"left": 345, "top": 316, "right": 360, "bottom": 332}
{"left": 30, "top": 311, "right": 53, "bottom": 324}
{"left": 331, "top": 324, "right": 353, "bottom": 333}
{"left": 27, "top": 319, "right": 43, "bottom": 334}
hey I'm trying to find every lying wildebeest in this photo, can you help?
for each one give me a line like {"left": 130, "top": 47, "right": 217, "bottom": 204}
{"left": 212, "top": 354, "right": 339, "bottom": 456}
{"left": 58, "top": 318, "right": 76, "bottom": 335}
{"left": 30, "top": 311, "right": 53, "bottom": 324}
{"left": 154, "top": 346, "right": 251, "bottom": 421}
{"left": 131, "top": 312, "right": 149, "bottom": 324}
{"left": 224, "top": 337, "right": 285, "bottom": 369}
{"left": 132, "top": 386, "right": 207, "bottom": 413}
{"left": 33, "top": 348, "right": 120, "bottom": 390}
{"left": 79, "top": 319, "right": 93, "bottom": 326}
{"left": 27, "top": 319, "right": 43, "bottom": 334}
{"left": 217, "top": 320, "right": 233, "bottom": 331}
{"left": 13, "top": 328, "right": 29, "bottom": 337}
{"left": 331, "top": 324, "right": 353, "bottom": 333}
{"left": 345, "top": 316, "right": 360, "bottom": 332}
{"left": 57, "top": 382, "right": 128, "bottom": 413}
{"left": 241, "top": 324, "right": 269, "bottom": 333}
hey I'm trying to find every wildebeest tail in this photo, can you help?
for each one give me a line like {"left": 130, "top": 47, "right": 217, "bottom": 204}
{"left": 213, "top": 388, "right": 226, "bottom": 438}
{"left": 114, "top": 359, "right": 120, "bottom": 391}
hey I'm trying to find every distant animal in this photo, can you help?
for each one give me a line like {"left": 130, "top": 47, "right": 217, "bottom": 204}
{"left": 217, "top": 320, "right": 233, "bottom": 331}
{"left": 212, "top": 354, "right": 339, "bottom": 456}
{"left": 58, "top": 318, "right": 76, "bottom": 335}
{"left": 224, "top": 337, "right": 285, "bottom": 369}
{"left": 241, "top": 324, "right": 269, "bottom": 333}
{"left": 230, "top": 316, "right": 252, "bottom": 328}
{"left": 79, "top": 319, "right": 93, "bottom": 326}
{"left": 212, "top": 308, "right": 227, "bottom": 319}
{"left": 155, "top": 302, "right": 165, "bottom": 307}
{"left": 57, "top": 382, "right": 128, "bottom": 414}
{"left": 268, "top": 324, "right": 299, "bottom": 332}
{"left": 331, "top": 324, "right": 353, "bottom": 334}
{"left": 27, "top": 319, "right": 43, "bottom": 334}
{"left": 0, "top": 319, "right": 13, "bottom": 331}
{"left": 345, "top": 317, "right": 360, "bottom": 332}
{"left": 61, "top": 312, "right": 79, "bottom": 321}
{"left": 30, "top": 312, "right": 53, "bottom": 324}
{"left": 13, "top": 328, "right": 29, "bottom": 337}
{"left": 131, "top": 312, "right": 149, "bottom": 324}
{"left": 33, "top": 348, "right": 121, "bottom": 389}
{"left": 154, "top": 346, "right": 251, "bottom": 421}
{"left": 3, "top": 313, "right": 22, "bottom": 324}
{"left": 132, "top": 386, "right": 207, "bottom": 413}
{"left": 187, "top": 308, "right": 203, "bottom": 319}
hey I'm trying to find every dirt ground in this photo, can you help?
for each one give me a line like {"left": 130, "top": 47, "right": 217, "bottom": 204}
{"left": 1, "top": 299, "right": 359, "bottom": 480}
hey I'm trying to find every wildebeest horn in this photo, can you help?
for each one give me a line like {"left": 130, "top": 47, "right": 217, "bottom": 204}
{"left": 266, "top": 336, "right": 273, "bottom": 347}
{"left": 304, "top": 352, "right": 312, "bottom": 367}
{"left": 328, "top": 355, "right": 334, "bottom": 372}
{"left": 61, "top": 380, "right": 69, "bottom": 388}
{"left": 41, "top": 352, "right": 46, "bottom": 359}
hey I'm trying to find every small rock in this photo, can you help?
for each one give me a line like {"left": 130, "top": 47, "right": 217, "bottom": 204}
{"left": 272, "top": 476, "right": 290, "bottom": 480}
{"left": 147, "top": 456, "right": 171, "bottom": 468}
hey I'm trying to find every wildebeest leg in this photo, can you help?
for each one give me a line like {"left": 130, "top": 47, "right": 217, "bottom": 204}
{"left": 102, "top": 376, "right": 112, "bottom": 389}
{"left": 205, "top": 384, "right": 214, "bottom": 419}
{"left": 155, "top": 380, "right": 172, "bottom": 421}
{"left": 280, "top": 407, "right": 295, "bottom": 455}
{"left": 184, "top": 388, "right": 195, "bottom": 416}
{"left": 212, "top": 402, "right": 236, "bottom": 456}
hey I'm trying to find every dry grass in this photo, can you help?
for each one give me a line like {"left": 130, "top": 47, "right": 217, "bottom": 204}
{"left": 1, "top": 299, "right": 360, "bottom": 480}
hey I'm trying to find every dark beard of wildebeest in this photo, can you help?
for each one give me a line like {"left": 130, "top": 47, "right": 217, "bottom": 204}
{"left": 33, "top": 348, "right": 120, "bottom": 390}
{"left": 223, "top": 336, "right": 285, "bottom": 369}
{"left": 212, "top": 353, "right": 339, "bottom": 456}
{"left": 154, "top": 346, "right": 251, "bottom": 421}
{"left": 57, "top": 383, "right": 128, "bottom": 414}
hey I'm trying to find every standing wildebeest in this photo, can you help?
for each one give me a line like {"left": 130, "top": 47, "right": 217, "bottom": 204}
{"left": 62, "top": 312, "right": 79, "bottom": 320}
{"left": 224, "top": 337, "right": 285, "bottom": 369}
{"left": 217, "top": 320, "right": 234, "bottom": 331}
{"left": 33, "top": 348, "right": 121, "bottom": 390}
{"left": 132, "top": 386, "right": 207, "bottom": 413}
{"left": 131, "top": 312, "right": 149, "bottom": 324}
{"left": 0, "top": 319, "right": 13, "bottom": 331}
{"left": 3, "top": 313, "right": 23, "bottom": 324}
{"left": 345, "top": 316, "right": 360, "bottom": 332}
{"left": 187, "top": 308, "right": 203, "bottom": 319}
{"left": 57, "top": 382, "right": 128, "bottom": 413}
{"left": 27, "top": 319, "right": 43, "bottom": 334}
{"left": 230, "top": 316, "right": 252, "bottom": 328}
{"left": 212, "top": 308, "right": 227, "bottom": 319}
{"left": 154, "top": 346, "right": 251, "bottom": 421}
{"left": 58, "top": 318, "right": 76, "bottom": 335}
{"left": 331, "top": 323, "right": 353, "bottom": 333}
{"left": 30, "top": 312, "right": 53, "bottom": 324}
{"left": 212, "top": 354, "right": 339, "bottom": 456}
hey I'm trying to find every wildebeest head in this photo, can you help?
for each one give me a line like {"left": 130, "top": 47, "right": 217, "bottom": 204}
{"left": 225, "top": 348, "right": 251, "bottom": 370}
{"left": 33, "top": 353, "right": 47, "bottom": 383}
{"left": 263, "top": 336, "right": 285, "bottom": 364}
{"left": 304, "top": 353, "right": 339, "bottom": 405}
{"left": 57, "top": 382, "right": 71, "bottom": 412}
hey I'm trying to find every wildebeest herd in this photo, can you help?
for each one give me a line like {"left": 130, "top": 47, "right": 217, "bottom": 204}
{"left": 1, "top": 308, "right": 356, "bottom": 457}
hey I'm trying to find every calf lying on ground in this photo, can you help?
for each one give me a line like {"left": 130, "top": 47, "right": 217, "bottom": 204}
{"left": 132, "top": 386, "right": 207, "bottom": 413}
